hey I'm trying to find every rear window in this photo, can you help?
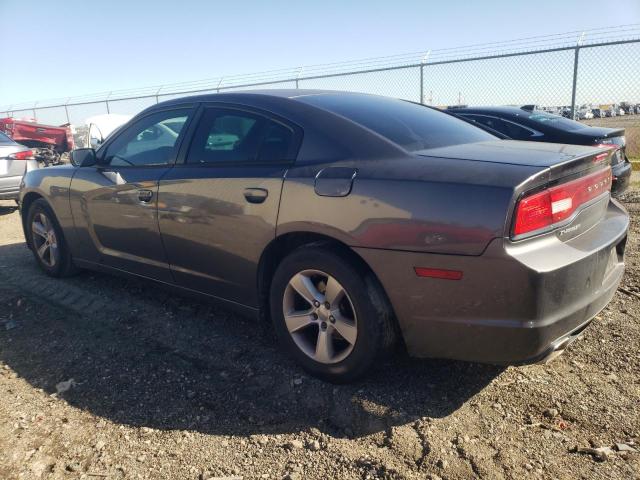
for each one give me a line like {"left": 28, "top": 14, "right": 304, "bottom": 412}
{"left": 526, "top": 111, "right": 585, "bottom": 131}
{"left": 462, "top": 114, "right": 536, "bottom": 140}
{"left": 0, "top": 132, "right": 14, "bottom": 144}
{"left": 298, "top": 94, "right": 496, "bottom": 151}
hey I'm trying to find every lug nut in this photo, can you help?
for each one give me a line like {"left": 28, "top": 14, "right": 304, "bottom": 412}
{"left": 324, "top": 302, "right": 331, "bottom": 309}
{"left": 311, "top": 312, "right": 318, "bottom": 320}
{"left": 321, "top": 322, "right": 327, "bottom": 330}
{"left": 329, "top": 316, "right": 335, "bottom": 323}
{"left": 313, "top": 301, "right": 320, "bottom": 307}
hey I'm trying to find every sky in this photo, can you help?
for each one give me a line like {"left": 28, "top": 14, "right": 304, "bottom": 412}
{"left": 0, "top": 0, "right": 639, "bottom": 115}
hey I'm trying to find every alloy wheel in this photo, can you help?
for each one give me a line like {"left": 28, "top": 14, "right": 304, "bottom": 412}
{"left": 282, "top": 269, "right": 358, "bottom": 364}
{"left": 31, "top": 212, "right": 59, "bottom": 268}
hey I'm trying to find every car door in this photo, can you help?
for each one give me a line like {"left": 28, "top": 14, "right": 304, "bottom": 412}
{"left": 69, "top": 107, "right": 194, "bottom": 281}
{"left": 158, "top": 105, "right": 301, "bottom": 306}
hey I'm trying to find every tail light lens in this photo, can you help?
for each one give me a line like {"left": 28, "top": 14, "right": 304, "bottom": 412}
{"left": 513, "top": 166, "right": 612, "bottom": 237}
{"left": 8, "top": 150, "right": 35, "bottom": 160}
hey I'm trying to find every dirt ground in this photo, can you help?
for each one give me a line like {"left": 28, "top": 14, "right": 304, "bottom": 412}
{"left": 0, "top": 177, "right": 639, "bottom": 480}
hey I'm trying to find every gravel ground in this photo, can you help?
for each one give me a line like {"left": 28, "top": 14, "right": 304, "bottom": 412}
{"left": 0, "top": 176, "right": 639, "bottom": 480}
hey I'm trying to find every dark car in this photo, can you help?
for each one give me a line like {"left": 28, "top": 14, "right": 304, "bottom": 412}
{"left": 19, "top": 91, "right": 628, "bottom": 382}
{"left": 449, "top": 106, "right": 632, "bottom": 196}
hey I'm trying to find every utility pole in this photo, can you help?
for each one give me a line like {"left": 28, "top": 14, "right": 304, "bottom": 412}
{"left": 419, "top": 51, "right": 430, "bottom": 104}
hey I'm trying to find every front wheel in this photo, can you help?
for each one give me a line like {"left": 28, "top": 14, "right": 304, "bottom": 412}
{"left": 270, "top": 247, "right": 396, "bottom": 383}
{"left": 26, "top": 198, "right": 77, "bottom": 277}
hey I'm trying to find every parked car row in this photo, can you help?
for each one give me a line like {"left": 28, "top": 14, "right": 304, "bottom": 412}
{"left": 545, "top": 103, "right": 640, "bottom": 119}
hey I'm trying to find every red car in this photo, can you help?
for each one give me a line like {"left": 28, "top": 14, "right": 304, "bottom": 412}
{"left": 0, "top": 118, "right": 74, "bottom": 164}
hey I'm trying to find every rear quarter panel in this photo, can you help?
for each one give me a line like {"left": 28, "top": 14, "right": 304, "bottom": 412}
{"left": 278, "top": 157, "right": 544, "bottom": 256}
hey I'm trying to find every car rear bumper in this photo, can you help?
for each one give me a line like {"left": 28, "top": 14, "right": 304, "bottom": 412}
{"left": 611, "top": 161, "right": 632, "bottom": 197}
{"left": 354, "top": 198, "right": 628, "bottom": 364}
{"left": 0, "top": 175, "right": 22, "bottom": 200}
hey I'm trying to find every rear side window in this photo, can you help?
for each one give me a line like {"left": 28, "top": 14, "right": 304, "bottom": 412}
{"left": 186, "top": 108, "right": 294, "bottom": 164}
{"left": 298, "top": 94, "right": 495, "bottom": 151}
{"left": 463, "top": 115, "right": 535, "bottom": 140}
{"left": 526, "top": 111, "right": 584, "bottom": 131}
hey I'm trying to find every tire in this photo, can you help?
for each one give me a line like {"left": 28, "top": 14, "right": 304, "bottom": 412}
{"left": 25, "top": 198, "right": 78, "bottom": 277}
{"left": 270, "top": 246, "right": 396, "bottom": 383}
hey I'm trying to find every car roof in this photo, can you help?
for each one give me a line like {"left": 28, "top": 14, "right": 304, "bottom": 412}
{"left": 134, "top": 90, "right": 410, "bottom": 163}
{"left": 153, "top": 89, "right": 366, "bottom": 109}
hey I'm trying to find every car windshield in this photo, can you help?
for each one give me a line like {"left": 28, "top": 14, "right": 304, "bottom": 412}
{"left": 298, "top": 94, "right": 496, "bottom": 151}
{"left": 525, "top": 111, "right": 585, "bottom": 131}
{"left": 0, "top": 132, "right": 14, "bottom": 144}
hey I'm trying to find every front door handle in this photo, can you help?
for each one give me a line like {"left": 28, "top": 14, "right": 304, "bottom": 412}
{"left": 138, "top": 189, "right": 154, "bottom": 203}
{"left": 243, "top": 187, "right": 268, "bottom": 204}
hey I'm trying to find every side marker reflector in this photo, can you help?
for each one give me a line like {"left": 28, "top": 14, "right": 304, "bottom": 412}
{"left": 414, "top": 267, "right": 463, "bottom": 280}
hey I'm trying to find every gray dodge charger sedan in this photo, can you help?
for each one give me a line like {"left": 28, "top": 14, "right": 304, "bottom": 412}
{"left": 19, "top": 91, "right": 628, "bottom": 382}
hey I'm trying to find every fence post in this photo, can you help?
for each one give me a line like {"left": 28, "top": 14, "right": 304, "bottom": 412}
{"left": 64, "top": 98, "right": 70, "bottom": 123}
{"left": 570, "top": 33, "right": 584, "bottom": 119}
{"left": 155, "top": 86, "right": 163, "bottom": 104}
{"left": 296, "top": 66, "right": 304, "bottom": 89}
{"left": 216, "top": 77, "right": 224, "bottom": 93}
{"left": 105, "top": 91, "right": 112, "bottom": 114}
{"left": 420, "top": 51, "right": 430, "bottom": 104}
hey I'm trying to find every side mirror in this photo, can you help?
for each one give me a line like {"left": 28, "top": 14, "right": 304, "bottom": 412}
{"left": 71, "top": 148, "right": 97, "bottom": 167}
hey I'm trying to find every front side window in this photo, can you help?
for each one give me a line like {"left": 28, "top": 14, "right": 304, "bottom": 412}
{"left": 186, "top": 108, "right": 294, "bottom": 164}
{"left": 103, "top": 109, "right": 190, "bottom": 167}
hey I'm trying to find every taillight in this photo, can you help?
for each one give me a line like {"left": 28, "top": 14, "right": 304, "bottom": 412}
{"left": 513, "top": 167, "right": 612, "bottom": 237}
{"left": 595, "top": 143, "right": 623, "bottom": 165}
{"left": 8, "top": 150, "right": 35, "bottom": 160}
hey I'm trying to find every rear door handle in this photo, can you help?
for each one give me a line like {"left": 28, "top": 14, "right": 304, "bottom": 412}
{"left": 138, "top": 189, "right": 154, "bottom": 203}
{"left": 243, "top": 188, "right": 268, "bottom": 204}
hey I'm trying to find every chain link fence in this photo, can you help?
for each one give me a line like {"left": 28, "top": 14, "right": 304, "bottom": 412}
{"left": 2, "top": 27, "right": 640, "bottom": 157}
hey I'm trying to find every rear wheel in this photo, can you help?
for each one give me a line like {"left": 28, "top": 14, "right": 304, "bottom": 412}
{"left": 270, "top": 247, "right": 396, "bottom": 383}
{"left": 26, "top": 199, "right": 77, "bottom": 277}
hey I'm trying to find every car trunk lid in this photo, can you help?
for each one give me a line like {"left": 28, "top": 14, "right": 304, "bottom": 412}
{"left": 417, "top": 140, "right": 618, "bottom": 241}
{"left": 571, "top": 127, "right": 627, "bottom": 164}
{"left": 417, "top": 140, "right": 611, "bottom": 181}
{"left": 572, "top": 126, "right": 624, "bottom": 140}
